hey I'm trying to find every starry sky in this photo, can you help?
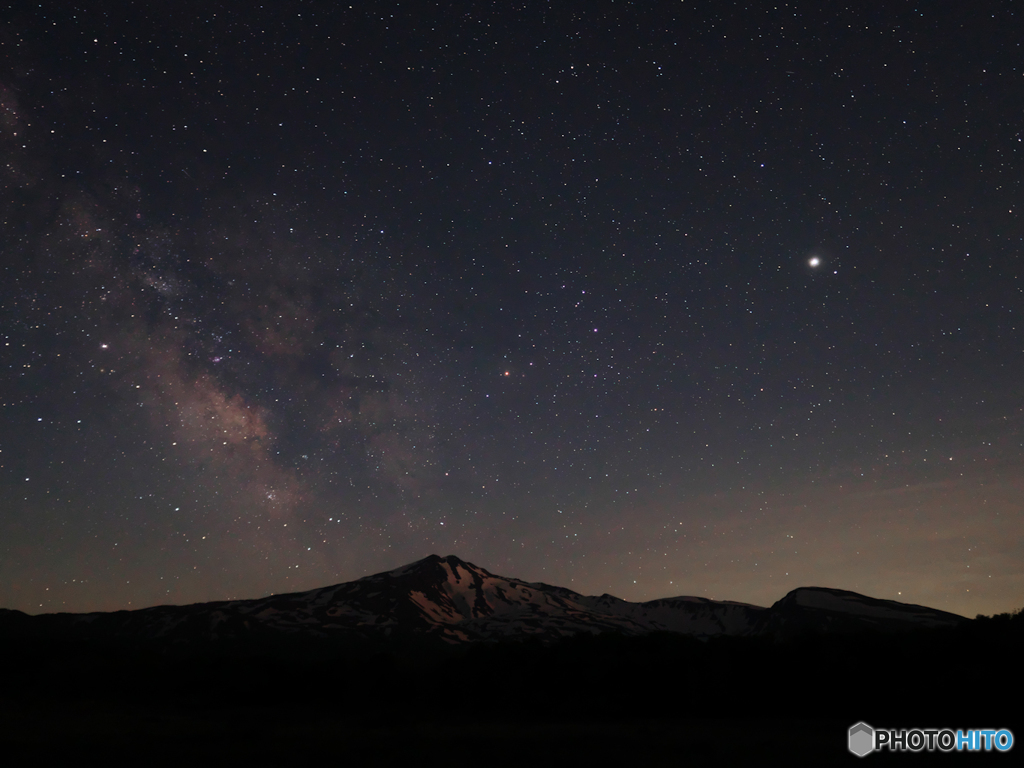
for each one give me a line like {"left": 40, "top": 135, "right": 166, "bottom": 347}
{"left": 2, "top": 1, "right": 1022, "bottom": 618}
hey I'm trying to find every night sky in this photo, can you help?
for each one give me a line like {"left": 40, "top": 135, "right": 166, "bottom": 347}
{"left": 2, "top": 1, "right": 1022, "bottom": 618}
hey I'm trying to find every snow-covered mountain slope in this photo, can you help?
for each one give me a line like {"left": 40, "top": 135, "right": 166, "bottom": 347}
{"left": 0, "top": 556, "right": 966, "bottom": 647}
{"left": 368, "top": 555, "right": 766, "bottom": 642}
{"left": 753, "top": 586, "right": 966, "bottom": 640}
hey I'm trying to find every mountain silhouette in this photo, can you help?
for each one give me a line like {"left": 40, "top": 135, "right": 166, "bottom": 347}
{"left": 0, "top": 554, "right": 965, "bottom": 646}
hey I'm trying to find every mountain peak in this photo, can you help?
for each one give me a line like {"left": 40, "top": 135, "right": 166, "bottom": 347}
{"left": 384, "top": 554, "right": 487, "bottom": 581}
{"left": 754, "top": 585, "right": 966, "bottom": 639}
{"left": 778, "top": 586, "right": 964, "bottom": 618}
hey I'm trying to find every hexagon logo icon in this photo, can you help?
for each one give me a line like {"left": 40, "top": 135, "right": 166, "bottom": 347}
{"left": 849, "top": 722, "right": 875, "bottom": 757}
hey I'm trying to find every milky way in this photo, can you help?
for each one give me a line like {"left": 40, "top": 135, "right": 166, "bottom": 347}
{"left": 2, "top": 1, "right": 1022, "bottom": 616}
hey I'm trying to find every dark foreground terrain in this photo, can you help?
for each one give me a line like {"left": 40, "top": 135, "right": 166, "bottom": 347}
{"left": 2, "top": 610, "right": 1021, "bottom": 765}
